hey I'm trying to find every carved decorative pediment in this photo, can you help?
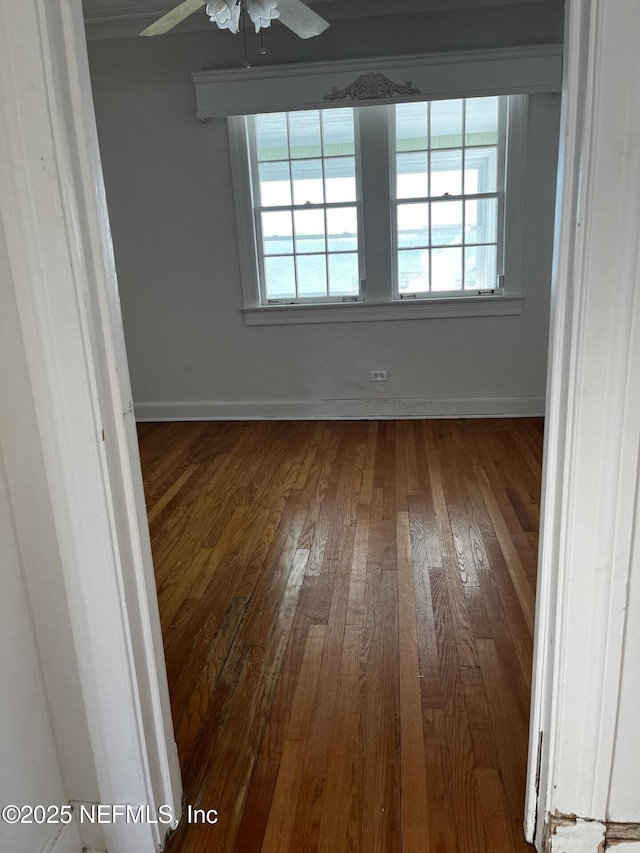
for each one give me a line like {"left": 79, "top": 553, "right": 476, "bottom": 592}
{"left": 324, "top": 71, "right": 421, "bottom": 102}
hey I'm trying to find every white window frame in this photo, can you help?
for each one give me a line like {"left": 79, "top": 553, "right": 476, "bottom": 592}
{"left": 247, "top": 110, "right": 365, "bottom": 305}
{"left": 390, "top": 98, "right": 508, "bottom": 300}
{"left": 230, "top": 94, "right": 527, "bottom": 326}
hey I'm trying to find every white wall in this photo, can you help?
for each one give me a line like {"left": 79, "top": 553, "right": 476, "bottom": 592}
{"left": 0, "top": 458, "right": 82, "bottom": 853}
{"left": 0, "top": 206, "right": 98, "bottom": 852}
{"left": 86, "top": 7, "right": 562, "bottom": 419}
{"left": 0, "top": 221, "right": 82, "bottom": 853}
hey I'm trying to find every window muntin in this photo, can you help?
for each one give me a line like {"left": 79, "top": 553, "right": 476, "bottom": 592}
{"left": 393, "top": 97, "right": 505, "bottom": 296}
{"left": 250, "top": 109, "right": 361, "bottom": 303}
{"left": 245, "top": 97, "right": 510, "bottom": 308}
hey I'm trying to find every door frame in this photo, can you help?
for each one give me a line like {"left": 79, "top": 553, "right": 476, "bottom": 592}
{"left": 0, "top": 1, "right": 181, "bottom": 851}
{"left": 525, "top": 0, "right": 640, "bottom": 846}
{"left": 2, "top": 0, "right": 639, "bottom": 851}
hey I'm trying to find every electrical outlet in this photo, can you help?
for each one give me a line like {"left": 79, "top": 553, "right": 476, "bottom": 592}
{"left": 370, "top": 369, "right": 388, "bottom": 382}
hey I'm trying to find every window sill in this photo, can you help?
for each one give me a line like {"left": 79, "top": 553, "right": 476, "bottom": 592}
{"left": 242, "top": 294, "right": 524, "bottom": 326}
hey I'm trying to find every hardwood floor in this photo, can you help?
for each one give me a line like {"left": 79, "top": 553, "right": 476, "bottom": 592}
{"left": 137, "top": 419, "right": 542, "bottom": 853}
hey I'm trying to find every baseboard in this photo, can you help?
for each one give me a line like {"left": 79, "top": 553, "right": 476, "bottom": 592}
{"left": 543, "top": 814, "right": 640, "bottom": 851}
{"left": 135, "top": 396, "right": 545, "bottom": 422}
{"left": 39, "top": 820, "right": 84, "bottom": 853}
{"left": 607, "top": 822, "right": 640, "bottom": 845}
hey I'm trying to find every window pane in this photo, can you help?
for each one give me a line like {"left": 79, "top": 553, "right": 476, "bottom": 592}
{"left": 397, "top": 203, "right": 429, "bottom": 248}
{"left": 465, "top": 97, "right": 499, "bottom": 146}
{"left": 327, "top": 207, "right": 358, "bottom": 252}
{"left": 265, "top": 255, "right": 296, "bottom": 299}
{"left": 262, "top": 211, "right": 293, "bottom": 255}
{"left": 396, "top": 102, "right": 428, "bottom": 152}
{"left": 431, "top": 100, "right": 463, "bottom": 149}
{"left": 294, "top": 209, "right": 325, "bottom": 254}
{"left": 258, "top": 161, "right": 291, "bottom": 207}
{"left": 465, "top": 197, "right": 498, "bottom": 244}
{"left": 324, "top": 157, "right": 356, "bottom": 203}
{"left": 297, "top": 254, "right": 327, "bottom": 298}
{"left": 432, "top": 246, "right": 463, "bottom": 291}
{"left": 398, "top": 249, "right": 429, "bottom": 294}
{"left": 252, "top": 100, "right": 506, "bottom": 308}
{"left": 322, "top": 109, "right": 355, "bottom": 156}
{"left": 291, "top": 159, "right": 324, "bottom": 205}
{"left": 289, "top": 110, "right": 322, "bottom": 159}
{"left": 465, "top": 244, "right": 497, "bottom": 290}
{"left": 255, "top": 112, "right": 289, "bottom": 161}
{"left": 431, "top": 200, "right": 463, "bottom": 246}
{"left": 397, "top": 152, "right": 428, "bottom": 199}
{"left": 328, "top": 252, "right": 359, "bottom": 296}
{"left": 430, "top": 150, "right": 463, "bottom": 197}
{"left": 464, "top": 147, "right": 498, "bottom": 194}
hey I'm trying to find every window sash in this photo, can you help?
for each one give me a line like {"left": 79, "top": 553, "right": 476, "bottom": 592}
{"left": 236, "top": 95, "right": 522, "bottom": 315}
{"left": 390, "top": 97, "right": 508, "bottom": 298}
{"left": 247, "top": 112, "right": 364, "bottom": 304}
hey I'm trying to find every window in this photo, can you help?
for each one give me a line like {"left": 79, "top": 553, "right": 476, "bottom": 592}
{"left": 250, "top": 109, "right": 362, "bottom": 303}
{"left": 394, "top": 98, "right": 504, "bottom": 296}
{"left": 230, "top": 95, "right": 526, "bottom": 325}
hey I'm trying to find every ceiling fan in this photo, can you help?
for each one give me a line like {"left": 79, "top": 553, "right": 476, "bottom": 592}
{"left": 140, "top": 0, "right": 330, "bottom": 39}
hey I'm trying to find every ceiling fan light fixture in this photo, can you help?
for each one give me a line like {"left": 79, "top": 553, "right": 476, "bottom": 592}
{"left": 141, "top": 0, "right": 328, "bottom": 40}
{"left": 205, "top": 0, "right": 280, "bottom": 35}
{"left": 205, "top": 0, "right": 241, "bottom": 33}
{"left": 248, "top": 0, "right": 280, "bottom": 33}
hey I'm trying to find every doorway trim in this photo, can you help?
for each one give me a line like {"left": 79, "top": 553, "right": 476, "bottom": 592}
{"left": 0, "top": 1, "right": 181, "bottom": 851}
{"left": 525, "top": 0, "right": 640, "bottom": 845}
{"left": 3, "top": 0, "right": 640, "bottom": 851}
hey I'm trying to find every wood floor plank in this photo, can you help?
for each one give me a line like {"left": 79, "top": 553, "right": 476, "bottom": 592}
{"left": 475, "top": 767, "right": 521, "bottom": 851}
{"left": 424, "top": 422, "right": 479, "bottom": 668}
{"left": 191, "top": 546, "right": 309, "bottom": 851}
{"left": 137, "top": 419, "right": 539, "bottom": 853}
{"left": 471, "top": 422, "right": 540, "bottom": 592}
{"left": 302, "top": 569, "right": 351, "bottom": 778}
{"left": 289, "top": 776, "right": 324, "bottom": 853}
{"left": 473, "top": 465, "right": 536, "bottom": 637}
{"left": 345, "top": 504, "right": 370, "bottom": 628}
{"left": 445, "top": 713, "right": 490, "bottom": 852}
{"left": 422, "top": 709, "right": 458, "bottom": 852}
{"left": 430, "top": 566, "right": 468, "bottom": 720}
{"left": 357, "top": 564, "right": 401, "bottom": 853}
{"left": 407, "top": 497, "right": 445, "bottom": 711}
{"left": 260, "top": 624, "right": 326, "bottom": 853}
{"left": 476, "top": 638, "right": 532, "bottom": 850}
{"left": 316, "top": 626, "right": 362, "bottom": 853}
{"left": 358, "top": 422, "right": 378, "bottom": 506}
{"left": 172, "top": 595, "right": 248, "bottom": 761}
{"left": 396, "top": 512, "right": 430, "bottom": 851}
{"left": 232, "top": 619, "right": 312, "bottom": 851}
{"left": 147, "top": 463, "right": 199, "bottom": 524}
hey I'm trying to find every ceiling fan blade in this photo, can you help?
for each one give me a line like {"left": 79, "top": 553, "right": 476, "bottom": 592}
{"left": 276, "top": 0, "right": 330, "bottom": 39}
{"left": 140, "top": 0, "right": 206, "bottom": 36}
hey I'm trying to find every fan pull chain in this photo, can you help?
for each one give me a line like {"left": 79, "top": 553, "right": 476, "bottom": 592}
{"left": 240, "top": 0, "right": 251, "bottom": 68}
{"left": 259, "top": 29, "right": 267, "bottom": 55}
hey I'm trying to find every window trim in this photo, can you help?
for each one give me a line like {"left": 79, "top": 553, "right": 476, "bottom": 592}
{"left": 389, "top": 97, "right": 507, "bottom": 299}
{"left": 229, "top": 94, "right": 528, "bottom": 325}
{"left": 240, "top": 293, "right": 524, "bottom": 326}
{"left": 247, "top": 110, "right": 365, "bottom": 305}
